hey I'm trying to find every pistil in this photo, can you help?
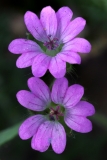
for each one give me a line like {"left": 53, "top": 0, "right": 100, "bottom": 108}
{"left": 44, "top": 35, "right": 59, "bottom": 50}
{"left": 49, "top": 106, "right": 63, "bottom": 121}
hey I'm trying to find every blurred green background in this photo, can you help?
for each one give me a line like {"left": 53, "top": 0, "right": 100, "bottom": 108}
{"left": 0, "top": 0, "right": 107, "bottom": 159}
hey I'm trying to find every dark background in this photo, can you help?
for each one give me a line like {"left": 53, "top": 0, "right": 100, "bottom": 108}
{"left": 0, "top": 0, "right": 107, "bottom": 159}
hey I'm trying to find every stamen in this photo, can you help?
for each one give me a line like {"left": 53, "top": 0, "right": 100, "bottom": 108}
{"left": 49, "top": 106, "right": 63, "bottom": 120}
{"left": 44, "top": 35, "right": 59, "bottom": 50}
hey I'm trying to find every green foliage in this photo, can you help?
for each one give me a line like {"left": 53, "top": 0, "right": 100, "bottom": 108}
{"left": 91, "top": 113, "right": 107, "bottom": 130}
{"left": 0, "top": 122, "right": 21, "bottom": 146}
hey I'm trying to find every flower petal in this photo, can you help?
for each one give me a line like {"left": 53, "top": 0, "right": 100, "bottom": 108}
{"left": 62, "top": 38, "right": 91, "bottom": 53}
{"left": 40, "top": 6, "right": 57, "bottom": 37}
{"left": 49, "top": 56, "right": 66, "bottom": 78}
{"left": 57, "top": 51, "right": 81, "bottom": 64}
{"left": 60, "top": 17, "right": 86, "bottom": 43}
{"left": 24, "top": 11, "right": 47, "bottom": 42}
{"left": 19, "top": 115, "right": 46, "bottom": 140}
{"left": 56, "top": 7, "right": 73, "bottom": 38}
{"left": 16, "top": 52, "right": 38, "bottom": 68}
{"left": 8, "top": 39, "right": 42, "bottom": 54}
{"left": 64, "top": 110, "right": 92, "bottom": 133}
{"left": 63, "top": 84, "right": 84, "bottom": 108}
{"left": 51, "top": 77, "right": 68, "bottom": 104}
{"left": 28, "top": 77, "right": 51, "bottom": 103}
{"left": 70, "top": 101, "right": 95, "bottom": 116}
{"left": 31, "top": 121, "right": 54, "bottom": 152}
{"left": 51, "top": 122, "right": 66, "bottom": 154}
{"left": 32, "top": 53, "right": 51, "bottom": 77}
{"left": 16, "top": 90, "right": 47, "bottom": 111}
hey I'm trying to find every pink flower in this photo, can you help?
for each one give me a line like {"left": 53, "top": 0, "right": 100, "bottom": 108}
{"left": 8, "top": 6, "right": 91, "bottom": 78}
{"left": 17, "top": 77, "right": 95, "bottom": 154}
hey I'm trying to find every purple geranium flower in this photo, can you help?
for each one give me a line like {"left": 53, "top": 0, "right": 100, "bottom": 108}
{"left": 17, "top": 77, "right": 95, "bottom": 154}
{"left": 8, "top": 6, "right": 91, "bottom": 78}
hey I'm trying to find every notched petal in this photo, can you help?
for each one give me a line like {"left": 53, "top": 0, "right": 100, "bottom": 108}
{"left": 64, "top": 111, "right": 93, "bottom": 133}
{"left": 40, "top": 6, "right": 57, "bottom": 37}
{"left": 19, "top": 115, "right": 46, "bottom": 139}
{"left": 24, "top": 11, "right": 47, "bottom": 42}
{"left": 51, "top": 77, "right": 68, "bottom": 104}
{"left": 8, "top": 39, "right": 42, "bottom": 54}
{"left": 51, "top": 122, "right": 66, "bottom": 154}
{"left": 16, "top": 52, "right": 38, "bottom": 68}
{"left": 63, "top": 84, "right": 84, "bottom": 108}
{"left": 28, "top": 77, "right": 51, "bottom": 103}
{"left": 32, "top": 53, "right": 51, "bottom": 77}
{"left": 58, "top": 51, "right": 81, "bottom": 64}
{"left": 63, "top": 38, "right": 91, "bottom": 53}
{"left": 56, "top": 6, "right": 73, "bottom": 38}
{"left": 71, "top": 101, "right": 95, "bottom": 116}
{"left": 49, "top": 56, "right": 66, "bottom": 78}
{"left": 31, "top": 121, "right": 54, "bottom": 152}
{"left": 16, "top": 90, "right": 47, "bottom": 111}
{"left": 60, "top": 17, "right": 86, "bottom": 43}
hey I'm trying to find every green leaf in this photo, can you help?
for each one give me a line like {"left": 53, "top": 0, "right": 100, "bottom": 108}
{"left": 91, "top": 113, "right": 107, "bottom": 130}
{"left": 0, "top": 122, "right": 21, "bottom": 146}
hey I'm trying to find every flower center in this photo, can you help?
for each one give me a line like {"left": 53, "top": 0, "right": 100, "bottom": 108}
{"left": 44, "top": 35, "right": 59, "bottom": 50}
{"left": 49, "top": 106, "right": 63, "bottom": 121}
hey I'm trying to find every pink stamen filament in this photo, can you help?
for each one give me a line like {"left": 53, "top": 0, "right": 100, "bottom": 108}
{"left": 49, "top": 106, "right": 63, "bottom": 120}
{"left": 44, "top": 36, "right": 59, "bottom": 50}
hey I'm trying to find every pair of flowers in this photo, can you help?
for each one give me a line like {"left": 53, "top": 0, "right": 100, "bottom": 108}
{"left": 8, "top": 6, "right": 95, "bottom": 154}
